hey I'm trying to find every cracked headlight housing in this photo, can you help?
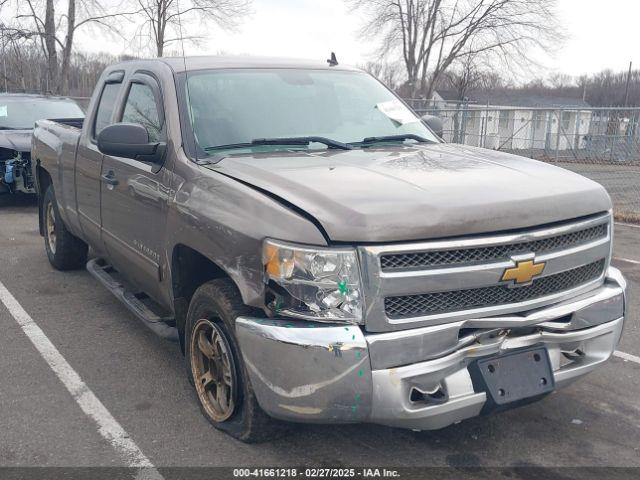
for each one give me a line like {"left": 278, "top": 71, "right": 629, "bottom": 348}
{"left": 263, "top": 239, "right": 363, "bottom": 323}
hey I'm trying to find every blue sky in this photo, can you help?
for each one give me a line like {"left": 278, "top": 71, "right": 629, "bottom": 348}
{"left": 81, "top": 0, "right": 640, "bottom": 78}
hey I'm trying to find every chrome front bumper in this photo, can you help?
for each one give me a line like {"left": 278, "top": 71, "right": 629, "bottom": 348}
{"left": 235, "top": 267, "right": 626, "bottom": 430}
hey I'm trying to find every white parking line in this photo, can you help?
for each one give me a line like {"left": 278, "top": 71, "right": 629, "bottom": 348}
{"left": 615, "top": 351, "right": 640, "bottom": 365}
{"left": 615, "top": 222, "right": 640, "bottom": 230}
{"left": 0, "top": 280, "right": 162, "bottom": 479}
{"left": 613, "top": 256, "right": 640, "bottom": 265}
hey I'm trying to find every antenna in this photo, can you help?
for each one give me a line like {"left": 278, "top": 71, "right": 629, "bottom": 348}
{"left": 327, "top": 52, "right": 338, "bottom": 67}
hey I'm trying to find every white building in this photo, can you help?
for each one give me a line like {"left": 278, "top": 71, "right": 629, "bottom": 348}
{"left": 430, "top": 90, "right": 592, "bottom": 152}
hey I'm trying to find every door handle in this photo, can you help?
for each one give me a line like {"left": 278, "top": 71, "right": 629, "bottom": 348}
{"left": 101, "top": 171, "right": 119, "bottom": 186}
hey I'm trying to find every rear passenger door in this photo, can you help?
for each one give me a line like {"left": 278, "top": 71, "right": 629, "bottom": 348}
{"left": 100, "top": 72, "right": 170, "bottom": 302}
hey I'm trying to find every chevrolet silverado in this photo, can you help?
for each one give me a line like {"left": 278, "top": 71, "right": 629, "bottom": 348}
{"left": 31, "top": 56, "right": 627, "bottom": 442}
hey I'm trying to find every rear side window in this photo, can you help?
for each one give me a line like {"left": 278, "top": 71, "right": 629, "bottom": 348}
{"left": 94, "top": 82, "right": 121, "bottom": 137}
{"left": 121, "top": 83, "right": 162, "bottom": 142}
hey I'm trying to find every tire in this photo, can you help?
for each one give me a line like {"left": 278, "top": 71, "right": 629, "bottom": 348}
{"left": 185, "top": 279, "right": 284, "bottom": 443}
{"left": 43, "top": 185, "right": 88, "bottom": 270}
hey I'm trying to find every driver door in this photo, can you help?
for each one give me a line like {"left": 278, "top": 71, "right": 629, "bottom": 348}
{"left": 100, "top": 73, "right": 170, "bottom": 302}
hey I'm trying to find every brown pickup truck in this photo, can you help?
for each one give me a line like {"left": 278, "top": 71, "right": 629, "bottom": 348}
{"left": 31, "top": 56, "right": 627, "bottom": 442}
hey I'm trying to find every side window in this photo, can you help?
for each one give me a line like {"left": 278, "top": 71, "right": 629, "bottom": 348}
{"left": 121, "top": 83, "right": 162, "bottom": 142}
{"left": 94, "top": 82, "right": 122, "bottom": 137}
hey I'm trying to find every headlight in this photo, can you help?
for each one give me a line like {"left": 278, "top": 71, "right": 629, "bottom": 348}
{"left": 262, "top": 239, "right": 363, "bottom": 323}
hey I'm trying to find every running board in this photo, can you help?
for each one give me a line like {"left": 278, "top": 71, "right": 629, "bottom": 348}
{"left": 86, "top": 258, "right": 179, "bottom": 342}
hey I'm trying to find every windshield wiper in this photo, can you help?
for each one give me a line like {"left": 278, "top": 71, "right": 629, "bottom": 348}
{"left": 254, "top": 136, "right": 353, "bottom": 150}
{"left": 0, "top": 126, "right": 23, "bottom": 131}
{"left": 351, "top": 134, "right": 434, "bottom": 147}
{"left": 203, "top": 136, "right": 352, "bottom": 153}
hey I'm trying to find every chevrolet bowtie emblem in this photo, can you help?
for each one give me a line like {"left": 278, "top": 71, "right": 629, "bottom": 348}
{"left": 501, "top": 260, "right": 546, "bottom": 284}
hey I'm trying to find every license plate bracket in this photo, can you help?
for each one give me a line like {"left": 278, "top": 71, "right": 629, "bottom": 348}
{"left": 475, "top": 346, "right": 555, "bottom": 406}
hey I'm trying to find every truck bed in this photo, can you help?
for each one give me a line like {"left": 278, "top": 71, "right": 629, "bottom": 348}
{"left": 50, "top": 117, "right": 85, "bottom": 130}
{"left": 31, "top": 118, "right": 85, "bottom": 225}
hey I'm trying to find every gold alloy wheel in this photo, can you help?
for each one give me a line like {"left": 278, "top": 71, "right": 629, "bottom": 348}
{"left": 45, "top": 202, "right": 57, "bottom": 255}
{"left": 190, "top": 318, "right": 237, "bottom": 422}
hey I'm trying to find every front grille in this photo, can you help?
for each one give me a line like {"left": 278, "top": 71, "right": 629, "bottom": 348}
{"left": 380, "top": 223, "right": 607, "bottom": 271}
{"left": 384, "top": 259, "right": 605, "bottom": 319}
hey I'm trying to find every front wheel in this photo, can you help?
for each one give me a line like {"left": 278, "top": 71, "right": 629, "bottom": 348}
{"left": 185, "top": 279, "right": 283, "bottom": 443}
{"left": 43, "top": 185, "right": 88, "bottom": 270}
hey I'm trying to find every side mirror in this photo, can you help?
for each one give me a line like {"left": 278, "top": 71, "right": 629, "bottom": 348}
{"left": 97, "top": 123, "right": 165, "bottom": 163}
{"left": 421, "top": 115, "right": 443, "bottom": 138}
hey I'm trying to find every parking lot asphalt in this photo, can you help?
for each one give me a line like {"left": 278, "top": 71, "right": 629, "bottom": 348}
{"left": 0, "top": 194, "right": 639, "bottom": 472}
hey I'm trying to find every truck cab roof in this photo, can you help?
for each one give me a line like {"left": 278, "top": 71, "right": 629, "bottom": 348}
{"left": 0, "top": 93, "right": 79, "bottom": 102}
{"left": 107, "top": 55, "right": 361, "bottom": 73}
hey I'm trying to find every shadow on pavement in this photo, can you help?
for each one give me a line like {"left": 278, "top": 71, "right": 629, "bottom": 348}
{"left": 0, "top": 193, "right": 38, "bottom": 209}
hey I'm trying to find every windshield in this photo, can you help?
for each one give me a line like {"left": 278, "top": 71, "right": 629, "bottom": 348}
{"left": 0, "top": 97, "right": 84, "bottom": 130}
{"left": 183, "top": 69, "right": 438, "bottom": 155}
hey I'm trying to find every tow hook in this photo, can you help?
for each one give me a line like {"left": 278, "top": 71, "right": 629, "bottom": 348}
{"left": 410, "top": 384, "right": 448, "bottom": 405}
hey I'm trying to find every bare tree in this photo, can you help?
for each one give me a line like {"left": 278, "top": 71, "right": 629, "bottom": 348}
{"left": 347, "top": 0, "right": 562, "bottom": 99}
{"left": 438, "top": 55, "right": 485, "bottom": 142}
{"left": 0, "top": 37, "right": 135, "bottom": 96}
{"left": 380, "top": 62, "right": 402, "bottom": 91}
{"left": 361, "top": 61, "right": 384, "bottom": 79}
{"left": 360, "top": 60, "right": 403, "bottom": 90}
{"left": 134, "top": 0, "right": 252, "bottom": 57}
{"left": 14, "top": 0, "right": 133, "bottom": 94}
{"left": 442, "top": 56, "right": 484, "bottom": 100}
{"left": 548, "top": 73, "right": 574, "bottom": 89}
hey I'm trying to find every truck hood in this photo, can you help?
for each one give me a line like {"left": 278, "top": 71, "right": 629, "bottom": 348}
{"left": 209, "top": 143, "right": 612, "bottom": 243}
{"left": 0, "top": 129, "right": 32, "bottom": 152}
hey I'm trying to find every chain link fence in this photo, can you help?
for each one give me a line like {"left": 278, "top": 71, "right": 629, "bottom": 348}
{"left": 407, "top": 99, "right": 640, "bottom": 223}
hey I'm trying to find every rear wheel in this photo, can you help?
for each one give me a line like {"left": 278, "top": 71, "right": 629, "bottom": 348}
{"left": 43, "top": 185, "right": 88, "bottom": 270}
{"left": 185, "top": 279, "right": 283, "bottom": 443}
